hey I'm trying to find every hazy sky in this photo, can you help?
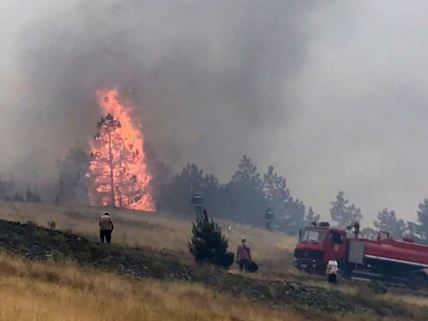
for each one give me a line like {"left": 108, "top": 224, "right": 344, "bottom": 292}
{"left": 1, "top": 1, "right": 428, "bottom": 223}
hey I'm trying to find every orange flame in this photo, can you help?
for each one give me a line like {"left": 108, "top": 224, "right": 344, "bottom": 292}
{"left": 87, "top": 88, "right": 155, "bottom": 211}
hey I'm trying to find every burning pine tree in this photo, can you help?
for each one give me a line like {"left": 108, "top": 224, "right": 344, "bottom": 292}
{"left": 86, "top": 89, "right": 155, "bottom": 211}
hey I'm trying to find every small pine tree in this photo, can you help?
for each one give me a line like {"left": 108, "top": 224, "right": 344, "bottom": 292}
{"left": 13, "top": 193, "right": 24, "bottom": 202}
{"left": 188, "top": 210, "right": 234, "bottom": 268}
{"left": 330, "top": 191, "right": 362, "bottom": 227}
{"left": 305, "top": 207, "right": 320, "bottom": 226}
{"left": 25, "top": 187, "right": 42, "bottom": 203}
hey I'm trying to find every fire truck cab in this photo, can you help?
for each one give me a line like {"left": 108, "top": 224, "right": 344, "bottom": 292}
{"left": 294, "top": 223, "right": 347, "bottom": 273}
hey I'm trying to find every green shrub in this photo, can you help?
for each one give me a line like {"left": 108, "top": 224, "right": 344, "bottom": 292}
{"left": 188, "top": 210, "right": 234, "bottom": 268}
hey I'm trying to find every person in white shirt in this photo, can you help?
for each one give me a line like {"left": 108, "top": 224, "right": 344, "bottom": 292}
{"left": 326, "top": 259, "right": 339, "bottom": 284}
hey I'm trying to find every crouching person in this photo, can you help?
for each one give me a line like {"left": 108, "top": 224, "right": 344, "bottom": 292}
{"left": 99, "top": 212, "right": 114, "bottom": 244}
{"left": 326, "top": 259, "right": 338, "bottom": 284}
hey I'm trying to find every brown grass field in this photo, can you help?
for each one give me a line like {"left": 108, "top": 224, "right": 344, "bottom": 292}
{"left": 0, "top": 251, "right": 418, "bottom": 321}
{"left": 1, "top": 202, "right": 428, "bottom": 320}
{"left": 0, "top": 202, "right": 297, "bottom": 272}
{"left": 0, "top": 251, "right": 307, "bottom": 321}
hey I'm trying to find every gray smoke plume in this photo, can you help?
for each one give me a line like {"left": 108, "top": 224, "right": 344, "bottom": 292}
{"left": 3, "top": 1, "right": 316, "bottom": 189}
{"left": 2, "top": 1, "right": 428, "bottom": 222}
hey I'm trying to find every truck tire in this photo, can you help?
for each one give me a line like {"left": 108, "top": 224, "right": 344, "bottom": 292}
{"left": 341, "top": 263, "right": 353, "bottom": 280}
{"left": 407, "top": 271, "right": 428, "bottom": 290}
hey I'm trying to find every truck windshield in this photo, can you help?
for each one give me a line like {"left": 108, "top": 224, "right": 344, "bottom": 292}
{"left": 300, "top": 228, "right": 326, "bottom": 243}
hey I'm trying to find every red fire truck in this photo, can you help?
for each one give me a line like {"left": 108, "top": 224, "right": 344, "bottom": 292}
{"left": 294, "top": 222, "right": 428, "bottom": 288}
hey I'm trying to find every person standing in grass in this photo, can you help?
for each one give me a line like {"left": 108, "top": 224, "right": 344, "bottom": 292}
{"left": 264, "top": 207, "right": 274, "bottom": 231}
{"left": 326, "top": 259, "right": 339, "bottom": 284}
{"left": 236, "top": 238, "right": 251, "bottom": 272}
{"left": 99, "top": 212, "right": 114, "bottom": 244}
{"left": 190, "top": 192, "right": 204, "bottom": 217}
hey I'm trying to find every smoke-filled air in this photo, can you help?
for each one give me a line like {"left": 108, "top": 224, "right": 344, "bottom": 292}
{"left": 2, "top": 0, "right": 428, "bottom": 227}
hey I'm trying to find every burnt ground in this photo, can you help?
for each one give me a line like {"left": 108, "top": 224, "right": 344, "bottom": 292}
{"left": 0, "top": 219, "right": 424, "bottom": 319}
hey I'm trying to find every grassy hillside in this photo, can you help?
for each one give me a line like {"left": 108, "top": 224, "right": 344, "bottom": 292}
{"left": 0, "top": 252, "right": 307, "bottom": 321}
{"left": 0, "top": 250, "right": 426, "bottom": 321}
{"left": 0, "top": 202, "right": 297, "bottom": 273}
{"left": 0, "top": 234, "right": 426, "bottom": 321}
{"left": 1, "top": 202, "right": 428, "bottom": 321}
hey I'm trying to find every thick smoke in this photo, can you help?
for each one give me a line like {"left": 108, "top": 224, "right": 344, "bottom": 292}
{"left": 13, "top": 0, "right": 315, "bottom": 181}
{"left": 5, "top": 1, "right": 428, "bottom": 221}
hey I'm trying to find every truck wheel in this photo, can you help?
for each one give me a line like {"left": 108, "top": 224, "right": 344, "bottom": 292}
{"left": 305, "top": 265, "right": 313, "bottom": 274}
{"left": 407, "top": 272, "right": 428, "bottom": 290}
{"left": 341, "top": 265, "right": 352, "bottom": 280}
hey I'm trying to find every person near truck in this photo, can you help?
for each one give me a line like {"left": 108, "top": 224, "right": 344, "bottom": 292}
{"left": 99, "top": 212, "right": 114, "bottom": 244}
{"left": 326, "top": 259, "right": 339, "bottom": 284}
{"left": 236, "top": 238, "right": 251, "bottom": 272}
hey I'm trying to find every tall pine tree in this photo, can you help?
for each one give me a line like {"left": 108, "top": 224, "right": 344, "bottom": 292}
{"left": 417, "top": 199, "right": 428, "bottom": 240}
{"left": 263, "top": 165, "right": 290, "bottom": 217}
{"left": 157, "top": 163, "right": 221, "bottom": 215}
{"left": 223, "top": 155, "right": 266, "bottom": 225}
{"left": 330, "top": 191, "right": 362, "bottom": 227}
{"left": 374, "top": 208, "right": 405, "bottom": 239}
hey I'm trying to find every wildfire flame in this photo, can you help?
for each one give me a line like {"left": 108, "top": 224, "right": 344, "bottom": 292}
{"left": 86, "top": 88, "right": 155, "bottom": 211}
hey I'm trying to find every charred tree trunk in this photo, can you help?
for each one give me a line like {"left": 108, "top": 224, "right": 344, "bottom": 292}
{"left": 107, "top": 130, "right": 116, "bottom": 207}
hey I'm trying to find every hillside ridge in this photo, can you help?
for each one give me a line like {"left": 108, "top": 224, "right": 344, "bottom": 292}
{"left": 0, "top": 218, "right": 367, "bottom": 314}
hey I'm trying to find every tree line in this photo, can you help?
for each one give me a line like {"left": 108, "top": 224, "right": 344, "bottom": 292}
{"left": 45, "top": 146, "right": 313, "bottom": 235}
{"left": 0, "top": 177, "right": 42, "bottom": 204}
{"left": 156, "top": 155, "right": 311, "bottom": 235}
{"left": 329, "top": 190, "right": 428, "bottom": 242}
{"left": 3, "top": 141, "right": 428, "bottom": 241}
{"left": 157, "top": 157, "right": 428, "bottom": 241}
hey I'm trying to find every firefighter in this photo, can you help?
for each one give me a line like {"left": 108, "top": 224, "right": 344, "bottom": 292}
{"left": 326, "top": 259, "right": 339, "bottom": 284}
{"left": 99, "top": 212, "right": 114, "bottom": 244}
{"left": 190, "top": 192, "right": 204, "bottom": 217}
{"left": 264, "top": 207, "right": 274, "bottom": 231}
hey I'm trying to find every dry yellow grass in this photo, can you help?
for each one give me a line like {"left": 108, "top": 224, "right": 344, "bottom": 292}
{"left": 379, "top": 292, "right": 428, "bottom": 308}
{"left": 294, "top": 276, "right": 428, "bottom": 316}
{"left": 0, "top": 203, "right": 425, "bottom": 320}
{"left": 0, "top": 202, "right": 296, "bottom": 270}
{"left": 0, "top": 252, "right": 418, "bottom": 321}
{"left": 0, "top": 251, "right": 308, "bottom": 321}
